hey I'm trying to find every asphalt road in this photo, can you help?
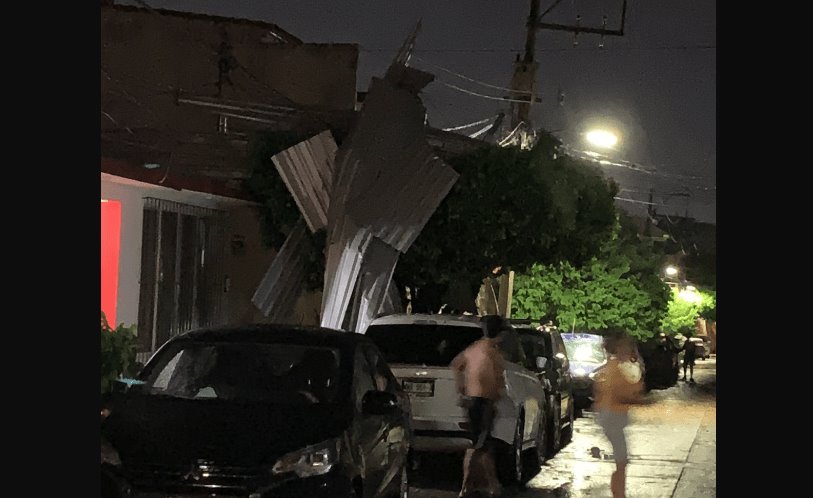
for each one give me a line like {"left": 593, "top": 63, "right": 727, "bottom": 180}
{"left": 410, "top": 357, "right": 717, "bottom": 498}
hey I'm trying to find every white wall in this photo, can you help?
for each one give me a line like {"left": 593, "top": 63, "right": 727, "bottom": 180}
{"left": 101, "top": 173, "right": 245, "bottom": 328}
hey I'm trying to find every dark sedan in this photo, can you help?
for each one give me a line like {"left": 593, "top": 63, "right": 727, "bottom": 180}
{"left": 513, "top": 321, "right": 575, "bottom": 457}
{"left": 639, "top": 334, "right": 680, "bottom": 389}
{"left": 101, "top": 325, "right": 412, "bottom": 498}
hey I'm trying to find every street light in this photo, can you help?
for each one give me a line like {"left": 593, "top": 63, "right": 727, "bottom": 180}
{"left": 665, "top": 265, "right": 679, "bottom": 277}
{"left": 585, "top": 129, "right": 619, "bottom": 149}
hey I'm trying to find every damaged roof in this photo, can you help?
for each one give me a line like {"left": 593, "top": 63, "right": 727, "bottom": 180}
{"left": 103, "top": 3, "right": 303, "bottom": 44}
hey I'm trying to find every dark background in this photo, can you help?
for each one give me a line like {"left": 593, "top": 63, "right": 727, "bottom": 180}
{"left": 118, "top": 0, "right": 716, "bottom": 223}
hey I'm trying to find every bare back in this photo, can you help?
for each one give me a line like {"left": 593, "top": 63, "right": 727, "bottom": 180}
{"left": 452, "top": 338, "right": 505, "bottom": 400}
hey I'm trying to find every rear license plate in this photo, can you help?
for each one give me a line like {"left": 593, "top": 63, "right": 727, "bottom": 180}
{"left": 402, "top": 379, "right": 435, "bottom": 396}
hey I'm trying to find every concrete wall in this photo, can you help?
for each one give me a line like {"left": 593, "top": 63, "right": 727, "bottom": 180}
{"left": 221, "top": 205, "right": 278, "bottom": 325}
{"left": 102, "top": 5, "right": 358, "bottom": 134}
{"left": 101, "top": 173, "right": 273, "bottom": 329}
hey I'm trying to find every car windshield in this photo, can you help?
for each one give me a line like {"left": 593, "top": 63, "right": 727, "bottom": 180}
{"left": 366, "top": 323, "right": 483, "bottom": 366}
{"left": 563, "top": 338, "right": 606, "bottom": 364}
{"left": 141, "top": 341, "right": 342, "bottom": 404}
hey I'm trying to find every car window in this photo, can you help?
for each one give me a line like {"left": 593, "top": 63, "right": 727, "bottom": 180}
{"left": 365, "top": 323, "right": 482, "bottom": 366}
{"left": 364, "top": 346, "right": 399, "bottom": 394}
{"left": 562, "top": 336, "right": 605, "bottom": 364}
{"left": 142, "top": 341, "right": 342, "bottom": 404}
{"left": 498, "top": 328, "right": 527, "bottom": 365}
{"left": 553, "top": 334, "right": 569, "bottom": 363}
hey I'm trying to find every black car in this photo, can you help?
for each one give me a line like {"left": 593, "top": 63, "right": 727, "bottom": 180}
{"left": 101, "top": 325, "right": 412, "bottom": 498}
{"left": 513, "top": 321, "right": 575, "bottom": 457}
{"left": 638, "top": 334, "right": 680, "bottom": 389}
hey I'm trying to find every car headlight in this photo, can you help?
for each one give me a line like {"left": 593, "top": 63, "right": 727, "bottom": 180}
{"left": 573, "top": 367, "right": 587, "bottom": 377}
{"left": 272, "top": 438, "right": 340, "bottom": 478}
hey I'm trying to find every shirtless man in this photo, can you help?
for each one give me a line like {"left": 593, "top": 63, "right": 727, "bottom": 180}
{"left": 451, "top": 315, "right": 506, "bottom": 498}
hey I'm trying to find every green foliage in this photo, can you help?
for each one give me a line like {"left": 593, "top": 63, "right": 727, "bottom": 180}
{"left": 394, "top": 135, "right": 618, "bottom": 311}
{"left": 100, "top": 312, "right": 137, "bottom": 394}
{"left": 244, "top": 130, "right": 327, "bottom": 290}
{"left": 511, "top": 214, "right": 671, "bottom": 341}
{"left": 661, "top": 288, "right": 716, "bottom": 334}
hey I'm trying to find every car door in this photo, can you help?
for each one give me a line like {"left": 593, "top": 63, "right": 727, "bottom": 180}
{"left": 363, "top": 345, "right": 409, "bottom": 496}
{"left": 500, "top": 327, "right": 545, "bottom": 445}
{"left": 351, "top": 346, "right": 391, "bottom": 498}
{"left": 550, "top": 332, "right": 574, "bottom": 420}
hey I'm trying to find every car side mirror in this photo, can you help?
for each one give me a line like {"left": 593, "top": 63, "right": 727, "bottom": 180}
{"left": 535, "top": 356, "right": 548, "bottom": 371}
{"left": 362, "top": 390, "right": 399, "bottom": 416}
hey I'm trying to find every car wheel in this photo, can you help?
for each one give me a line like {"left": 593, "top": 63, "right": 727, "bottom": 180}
{"left": 546, "top": 401, "right": 562, "bottom": 457}
{"left": 561, "top": 400, "right": 575, "bottom": 445}
{"left": 497, "top": 413, "right": 525, "bottom": 484}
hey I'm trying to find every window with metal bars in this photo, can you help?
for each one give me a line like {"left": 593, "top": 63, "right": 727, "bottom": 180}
{"left": 136, "top": 198, "right": 226, "bottom": 355}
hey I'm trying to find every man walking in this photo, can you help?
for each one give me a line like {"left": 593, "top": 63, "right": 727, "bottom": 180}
{"left": 681, "top": 334, "right": 697, "bottom": 383}
{"left": 451, "top": 315, "right": 506, "bottom": 498}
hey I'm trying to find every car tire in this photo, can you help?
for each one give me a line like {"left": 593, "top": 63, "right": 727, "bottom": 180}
{"left": 561, "top": 400, "right": 575, "bottom": 445}
{"left": 546, "top": 400, "right": 562, "bottom": 457}
{"left": 497, "top": 413, "right": 525, "bottom": 484}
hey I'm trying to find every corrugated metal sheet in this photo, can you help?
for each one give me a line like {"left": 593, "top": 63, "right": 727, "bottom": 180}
{"left": 329, "top": 77, "right": 459, "bottom": 253}
{"left": 251, "top": 219, "right": 310, "bottom": 321}
{"left": 320, "top": 216, "right": 373, "bottom": 330}
{"left": 270, "top": 130, "right": 337, "bottom": 233}
{"left": 346, "top": 237, "right": 401, "bottom": 333}
{"left": 263, "top": 54, "right": 460, "bottom": 331}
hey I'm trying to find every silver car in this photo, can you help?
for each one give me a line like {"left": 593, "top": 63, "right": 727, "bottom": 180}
{"left": 364, "top": 314, "right": 549, "bottom": 484}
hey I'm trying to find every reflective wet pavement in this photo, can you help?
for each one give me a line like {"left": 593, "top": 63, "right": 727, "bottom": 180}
{"left": 411, "top": 358, "right": 716, "bottom": 498}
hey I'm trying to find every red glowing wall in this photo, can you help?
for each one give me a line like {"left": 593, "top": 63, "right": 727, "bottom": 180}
{"left": 101, "top": 200, "right": 122, "bottom": 327}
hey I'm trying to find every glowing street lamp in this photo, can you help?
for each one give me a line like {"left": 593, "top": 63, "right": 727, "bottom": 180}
{"left": 585, "top": 129, "right": 619, "bottom": 149}
{"left": 665, "top": 265, "right": 679, "bottom": 277}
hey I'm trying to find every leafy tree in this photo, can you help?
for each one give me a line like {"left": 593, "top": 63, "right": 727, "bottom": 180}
{"left": 511, "top": 213, "right": 671, "bottom": 341}
{"left": 661, "top": 288, "right": 716, "bottom": 335}
{"left": 394, "top": 134, "right": 618, "bottom": 312}
{"left": 245, "top": 129, "right": 621, "bottom": 311}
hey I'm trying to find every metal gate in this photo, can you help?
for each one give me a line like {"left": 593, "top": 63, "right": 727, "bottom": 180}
{"left": 136, "top": 198, "right": 226, "bottom": 356}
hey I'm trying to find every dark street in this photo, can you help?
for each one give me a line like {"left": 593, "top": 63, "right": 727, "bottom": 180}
{"left": 411, "top": 358, "right": 716, "bottom": 498}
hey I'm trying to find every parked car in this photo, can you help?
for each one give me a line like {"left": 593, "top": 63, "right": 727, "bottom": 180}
{"left": 101, "top": 324, "right": 412, "bottom": 498}
{"left": 689, "top": 336, "right": 711, "bottom": 360}
{"left": 638, "top": 334, "right": 680, "bottom": 389}
{"left": 560, "top": 333, "right": 607, "bottom": 409}
{"left": 364, "top": 314, "right": 548, "bottom": 484}
{"left": 512, "top": 321, "right": 575, "bottom": 457}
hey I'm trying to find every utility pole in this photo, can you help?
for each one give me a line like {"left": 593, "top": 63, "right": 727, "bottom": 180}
{"left": 508, "top": 0, "right": 541, "bottom": 134}
{"left": 645, "top": 187, "right": 655, "bottom": 237}
{"left": 507, "top": 0, "right": 629, "bottom": 148}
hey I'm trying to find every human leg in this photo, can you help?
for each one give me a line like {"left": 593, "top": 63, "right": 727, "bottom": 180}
{"left": 597, "top": 411, "right": 629, "bottom": 498}
{"left": 611, "top": 462, "right": 627, "bottom": 498}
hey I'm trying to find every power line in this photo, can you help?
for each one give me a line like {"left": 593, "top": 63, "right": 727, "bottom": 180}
{"left": 361, "top": 45, "right": 715, "bottom": 53}
{"left": 442, "top": 115, "right": 497, "bottom": 131}
{"left": 439, "top": 81, "right": 536, "bottom": 104}
{"left": 414, "top": 56, "right": 535, "bottom": 96}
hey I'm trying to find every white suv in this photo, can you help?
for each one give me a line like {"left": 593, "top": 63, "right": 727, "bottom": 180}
{"left": 364, "top": 314, "right": 549, "bottom": 483}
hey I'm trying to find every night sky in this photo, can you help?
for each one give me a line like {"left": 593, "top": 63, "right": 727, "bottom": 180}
{"left": 118, "top": 0, "right": 716, "bottom": 223}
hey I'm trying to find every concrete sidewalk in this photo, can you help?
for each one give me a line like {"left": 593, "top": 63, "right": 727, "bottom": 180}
{"left": 518, "top": 366, "right": 716, "bottom": 497}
